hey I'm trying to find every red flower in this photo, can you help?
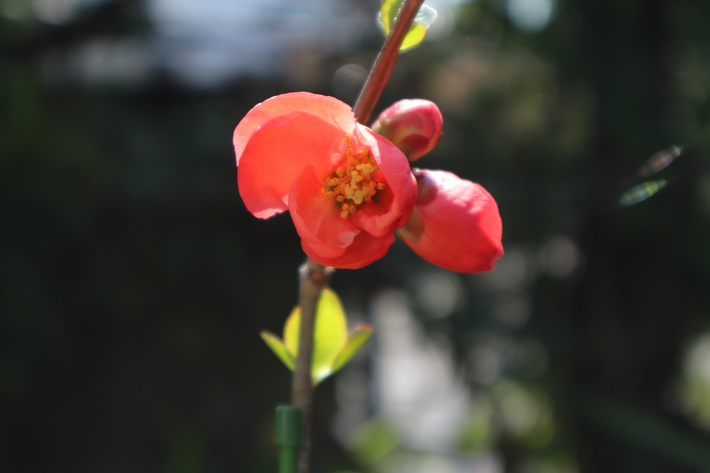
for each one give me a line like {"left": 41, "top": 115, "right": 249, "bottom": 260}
{"left": 233, "top": 92, "right": 417, "bottom": 269}
{"left": 235, "top": 93, "right": 503, "bottom": 273}
{"left": 397, "top": 169, "right": 503, "bottom": 273}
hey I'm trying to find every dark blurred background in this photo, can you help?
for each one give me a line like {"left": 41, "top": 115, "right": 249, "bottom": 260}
{"left": 2, "top": 0, "right": 710, "bottom": 472}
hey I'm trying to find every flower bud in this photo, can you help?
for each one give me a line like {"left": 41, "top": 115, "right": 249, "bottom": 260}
{"left": 371, "top": 99, "right": 443, "bottom": 162}
{"left": 397, "top": 169, "right": 503, "bottom": 273}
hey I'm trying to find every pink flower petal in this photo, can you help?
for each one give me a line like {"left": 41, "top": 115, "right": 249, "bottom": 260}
{"left": 349, "top": 125, "right": 417, "bottom": 237}
{"left": 234, "top": 92, "right": 356, "bottom": 163}
{"left": 398, "top": 169, "right": 503, "bottom": 273}
{"left": 302, "top": 230, "right": 396, "bottom": 269}
{"left": 237, "top": 112, "right": 344, "bottom": 219}
{"left": 289, "top": 165, "right": 360, "bottom": 259}
{"left": 289, "top": 162, "right": 397, "bottom": 269}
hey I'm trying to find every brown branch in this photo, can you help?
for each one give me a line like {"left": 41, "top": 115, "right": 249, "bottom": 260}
{"left": 291, "top": 258, "right": 331, "bottom": 473}
{"left": 290, "top": 1, "right": 425, "bottom": 472}
{"left": 352, "top": 0, "right": 426, "bottom": 124}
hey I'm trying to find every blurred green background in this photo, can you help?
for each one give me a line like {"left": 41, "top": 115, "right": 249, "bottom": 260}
{"left": 2, "top": 0, "right": 710, "bottom": 472}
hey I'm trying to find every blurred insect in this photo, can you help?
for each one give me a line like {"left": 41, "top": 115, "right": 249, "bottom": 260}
{"left": 618, "top": 145, "right": 683, "bottom": 207}
{"left": 619, "top": 178, "right": 669, "bottom": 207}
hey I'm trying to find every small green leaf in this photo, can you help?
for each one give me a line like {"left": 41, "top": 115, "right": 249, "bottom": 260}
{"left": 283, "top": 288, "right": 349, "bottom": 385}
{"left": 312, "top": 288, "right": 349, "bottom": 383}
{"left": 399, "top": 22, "right": 427, "bottom": 52}
{"left": 332, "top": 326, "right": 374, "bottom": 373}
{"left": 378, "top": 0, "right": 437, "bottom": 52}
{"left": 378, "top": 0, "right": 402, "bottom": 34}
{"left": 260, "top": 331, "right": 296, "bottom": 370}
{"left": 283, "top": 306, "right": 300, "bottom": 357}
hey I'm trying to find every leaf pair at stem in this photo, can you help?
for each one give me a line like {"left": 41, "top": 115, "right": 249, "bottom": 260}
{"left": 261, "top": 288, "right": 373, "bottom": 385}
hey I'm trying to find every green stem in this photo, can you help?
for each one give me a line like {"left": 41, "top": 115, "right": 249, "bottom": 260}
{"left": 290, "top": 1, "right": 425, "bottom": 472}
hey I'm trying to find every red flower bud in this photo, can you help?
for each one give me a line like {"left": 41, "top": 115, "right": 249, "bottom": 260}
{"left": 397, "top": 169, "right": 503, "bottom": 273}
{"left": 371, "top": 99, "right": 443, "bottom": 162}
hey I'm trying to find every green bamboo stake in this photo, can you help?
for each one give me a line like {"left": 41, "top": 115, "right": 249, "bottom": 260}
{"left": 274, "top": 405, "right": 302, "bottom": 473}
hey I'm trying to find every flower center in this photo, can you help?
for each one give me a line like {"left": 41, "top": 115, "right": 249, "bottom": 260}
{"left": 324, "top": 138, "right": 386, "bottom": 218}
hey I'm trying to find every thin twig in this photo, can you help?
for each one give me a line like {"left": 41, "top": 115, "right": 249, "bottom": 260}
{"left": 292, "top": 259, "right": 331, "bottom": 473}
{"left": 353, "top": 0, "right": 426, "bottom": 124}
{"left": 290, "top": 1, "right": 425, "bottom": 472}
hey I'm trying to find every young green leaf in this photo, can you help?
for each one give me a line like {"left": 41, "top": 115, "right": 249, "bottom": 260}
{"left": 283, "top": 288, "right": 349, "bottom": 384}
{"left": 260, "top": 331, "right": 296, "bottom": 370}
{"left": 261, "top": 289, "right": 374, "bottom": 384}
{"left": 331, "top": 325, "right": 374, "bottom": 373}
{"left": 283, "top": 305, "right": 300, "bottom": 358}
{"left": 378, "top": 0, "right": 437, "bottom": 52}
{"left": 311, "top": 288, "right": 349, "bottom": 383}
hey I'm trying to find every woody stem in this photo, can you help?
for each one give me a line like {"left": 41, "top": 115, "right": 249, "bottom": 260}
{"left": 353, "top": 0, "right": 426, "bottom": 124}
{"left": 292, "top": 259, "right": 331, "bottom": 473}
{"left": 291, "top": 1, "right": 425, "bottom": 472}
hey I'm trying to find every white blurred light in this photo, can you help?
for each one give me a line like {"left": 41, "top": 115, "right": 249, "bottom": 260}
{"left": 506, "top": 0, "right": 555, "bottom": 33}
{"left": 410, "top": 271, "right": 465, "bottom": 320}
{"left": 677, "top": 331, "right": 710, "bottom": 430}
{"left": 32, "top": 0, "right": 77, "bottom": 24}
{"left": 369, "top": 290, "right": 471, "bottom": 452}
{"left": 492, "top": 293, "right": 530, "bottom": 328}
{"left": 332, "top": 64, "right": 368, "bottom": 102}
{"left": 421, "top": 0, "right": 458, "bottom": 41}
{"left": 685, "top": 333, "right": 710, "bottom": 382}
{"left": 386, "top": 452, "right": 503, "bottom": 473}
{"left": 468, "top": 343, "right": 502, "bottom": 385}
{"left": 476, "top": 248, "right": 536, "bottom": 291}
{"left": 538, "top": 235, "right": 582, "bottom": 278}
{"left": 29, "top": 0, "right": 109, "bottom": 24}
{"left": 147, "top": 0, "right": 371, "bottom": 87}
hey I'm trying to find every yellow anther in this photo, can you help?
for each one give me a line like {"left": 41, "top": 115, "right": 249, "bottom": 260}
{"left": 350, "top": 172, "right": 363, "bottom": 187}
{"left": 322, "top": 138, "right": 386, "bottom": 218}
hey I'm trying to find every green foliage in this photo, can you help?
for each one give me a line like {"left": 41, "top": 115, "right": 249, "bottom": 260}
{"left": 260, "top": 331, "right": 296, "bottom": 371}
{"left": 331, "top": 326, "right": 373, "bottom": 373}
{"left": 260, "top": 288, "right": 373, "bottom": 385}
{"left": 378, "top": 0, "right": 437, "bottom": 52}
{"left": 348, "top": 417, "right": 401, "bottom": 466}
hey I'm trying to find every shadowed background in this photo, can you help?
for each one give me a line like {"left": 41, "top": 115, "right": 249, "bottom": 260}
{"left": 2, "top": 0, "right": 710, "bottom": 472}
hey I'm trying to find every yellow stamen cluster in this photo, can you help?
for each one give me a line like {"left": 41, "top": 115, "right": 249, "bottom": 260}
{"left": 324, "top": 141, "right": 386, "bottom": 218}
